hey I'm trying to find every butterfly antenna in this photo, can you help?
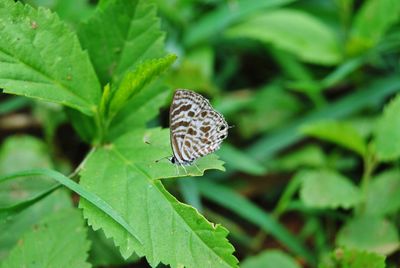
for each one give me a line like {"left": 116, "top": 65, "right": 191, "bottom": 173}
{"left": 155, "top": 156, "right": 170, "bottom": 163}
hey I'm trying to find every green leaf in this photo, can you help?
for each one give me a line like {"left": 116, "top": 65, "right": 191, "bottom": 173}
{"left": 347, "top": 0, "right": 400, "bottom": 55}
{"left": 365, "top": 169, "right": 400, "bottom": 216}
{"left": 0, "top": 189, "right": 72, "bottom": 261}
{"left": 270, "top": 145, "right": 327, "bottom": 172}
{"left": 79, "top": 128, "right": 238, "bottom": 267}
{"left": 197, "top": 180, "right": 315, "bottom": 264}
{"left": 218, "top": 143, "right": 267, "bottom": 175}
{"left": 245, "top": 76, "right": 400, "bottom": 163}
{"left": 0, "top": 0, "right": 101, "bottom": 115}
{"left": 0, "top": 208, "right": 91, "bottom": 268}
{"left": 78, "top": 0, "right": 165, "bottom": 85}
{"left": 299, "top": 169, "right": 361, "bottom": 209}
{"left": 225, "top": 9, "right": 341, "bottom": 65}
{"left": 375, "top": 94, "right": 400, "bottom": 161}
{"left": 301, "top": 120, "right": 367, "bottom": 157}
{"left": 336, "top": 216, "right": 399, "bottom": 255}
{"left": 184, "top": 0, "right": 296, "bottom": 47}
{"left": 241, "top": 250, "right": 300, "bottom": 268}
{"left": 108, "top": 81, "right": 170, "bottom": 140}
{"left": 88, "top": 229, "right": 139, "bottom": 267}
{"left": 25, "top": 0, "right": 95, "bottom": 27}
{"left": 319, "top": 248, "right": 386, "bottom": 268}
{"left": 0, "top": 136, "right": 56, "bottom": 209}
{"left": 108, "top": 54, "right": 176, "bottom": 119}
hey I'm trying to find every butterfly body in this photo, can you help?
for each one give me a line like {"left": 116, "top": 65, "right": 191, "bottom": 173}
{"left": 169, "top": 89, "right": 228, "bottom": 166}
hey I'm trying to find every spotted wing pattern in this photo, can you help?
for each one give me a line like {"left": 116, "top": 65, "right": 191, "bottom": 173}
{"left": 169, "top": 89, "right": 228, "bottom": 165}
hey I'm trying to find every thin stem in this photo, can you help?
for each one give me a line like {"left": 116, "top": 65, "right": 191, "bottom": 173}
{"left": 356, "top": 146, "right": 377, "bottom": 215}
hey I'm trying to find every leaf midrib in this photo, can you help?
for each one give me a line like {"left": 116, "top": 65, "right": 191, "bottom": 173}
{"left": 109, "top": 145, "right": 234, "bottom": 268}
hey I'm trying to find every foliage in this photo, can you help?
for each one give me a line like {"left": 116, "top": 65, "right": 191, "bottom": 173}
{"left": 1, "top": 0, "right": 400, "bottom": 267}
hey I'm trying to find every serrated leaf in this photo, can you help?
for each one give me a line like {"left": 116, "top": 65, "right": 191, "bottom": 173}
{"left": 347, "top": 0, "right": 400, "bottom": 55}
{"left": 299, "top": 169, "right": 361, "bottom": 209}
{"left": 0, "top": 208, "right": 91, "bottom": 268}
{"left": 375, "top": 94, "right": 400, "bottom": 161}
{"left": 79, "top": 128, "right": 238, "bottom": 268}
{"left": 78, "top": 0, "right": 165, "bottom": 85}
{"left": 319, "top": 248, "right": 386, "bottom": 268}
{"left": 108, "top": 54, "right": 176, "bottom": 118}
{"left": 365, "top": 169, "right": 400, "bottom": 216}
{"left": 0, "top": 0, "right": 101, "bottom": 115}
{"left": 336, "top": 216, "right": 399, "bottom": 255}
{"left": 108, "top": 81, "right": 170, "bottom": 140}
{"left": 301, "top": 120, "right": 367, "bottom": 156}
{"left": 225, "top": 9, "right": 341, "bottom": 65}
{"left": 241, "top": 250, "right": 300, "bottom": 268}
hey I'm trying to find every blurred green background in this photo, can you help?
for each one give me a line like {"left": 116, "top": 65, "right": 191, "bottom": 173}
{"left": 1, "top": 0, "right": 400, "bottom": 267}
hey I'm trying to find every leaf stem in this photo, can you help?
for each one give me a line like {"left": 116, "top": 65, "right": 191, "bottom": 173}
{"left": 357, "top": 146, "right": 377, "bottom": 214}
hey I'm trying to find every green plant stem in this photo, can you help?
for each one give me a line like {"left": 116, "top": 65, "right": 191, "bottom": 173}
{"left": 357, "top": 149, "right": 377, "bottom": 215}
{"left": 93, "top": 108, "right": 107, "bottom": 145}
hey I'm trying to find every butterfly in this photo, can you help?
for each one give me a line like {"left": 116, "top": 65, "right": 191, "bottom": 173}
{"left": 168, "top": 89, "right": 229, "bottom": 169}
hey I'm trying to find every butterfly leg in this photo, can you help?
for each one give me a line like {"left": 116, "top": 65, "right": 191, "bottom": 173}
{"left": 180, "top": 163, "right": 188, "bottom": 175}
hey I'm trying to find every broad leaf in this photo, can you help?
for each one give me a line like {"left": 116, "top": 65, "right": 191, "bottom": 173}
{"left": 336, "top": 216, "right": 399, "bottom": 255}
{"left": 241, "top": 250, "right": 300, "bottom": 268}
{"left": 375, "top": 94, "right": 400, "bottom": 161}
{"left": 320, "top": 248, "right": 386, "bottom": 268}
{"left": 0, "top": 208, "right": 91, "bottom": 268}
{"left": 299, "top": 169, "right": 360, "bottom": 209}
{"left": 365, "top": 169, "right": 400, "bottom": 216}
{"left": 0, "top": 190, "right": 71, "bottom": 261}
{"left": 78, "top": 0, "right": 165, "bottom": 85}
{"left": 79, "top": 128, "right": 237, "bottom": 267}
{"left": 225, "top": 9, "right": 341, "bottom": 65}
{"left": 347, "top": 0, "right": 400, "bottom": 55}
{"left": 0, "top": 0, "right": 101, "bottom": 115}
{"left": 301, "top": 120, "right": 367, "bottom": 157}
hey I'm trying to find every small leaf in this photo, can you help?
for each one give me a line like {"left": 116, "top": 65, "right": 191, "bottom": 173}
{"left": 375, "top": 94, "right": 400, "bottom": 161}
{"left": 108, "top": 54, "right": 176, "bottom": 118}
{"left": 0, "top": 0, "right": 101, "bottom": 115}
{"left": 78, "top": 0, "right": 165, "bottom": 85}
{"left": 365, "top": 169, "right": 400, "bottom": 216}
{"left": 336, "top": 216, "right": 399, "bottom": 255}
{"left": 79, "top": 128, "right": 238, "bottom": 268}
{"left": 299, "top": 169, "right": 361, "bottom": 209}
{"left": 107, "top": 81, "right": 170, "bottom": 140}
{"left": 347, "top": 0, "right": 400, "bottom": 55}
{"left": 225, "top": 9, "right": 341, "bottom": 65}
{"left": 0, "top": 208, "right": 91, "bottom": 268}
{"left": 320, "top": 248, "right": 386, "bottom": 268}
{"left": 241, "top": 250, "right": 300, "bottom": 268}
{"left": 301, "top": 120, "right": 367, "bottom": 156}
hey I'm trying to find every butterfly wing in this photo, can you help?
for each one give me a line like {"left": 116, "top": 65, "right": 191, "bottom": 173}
{"left": 169, "top": 89, "right": 204, "bottom": 163}
{"left": 181, "top": 103, "right": 228, "bottom": 161}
